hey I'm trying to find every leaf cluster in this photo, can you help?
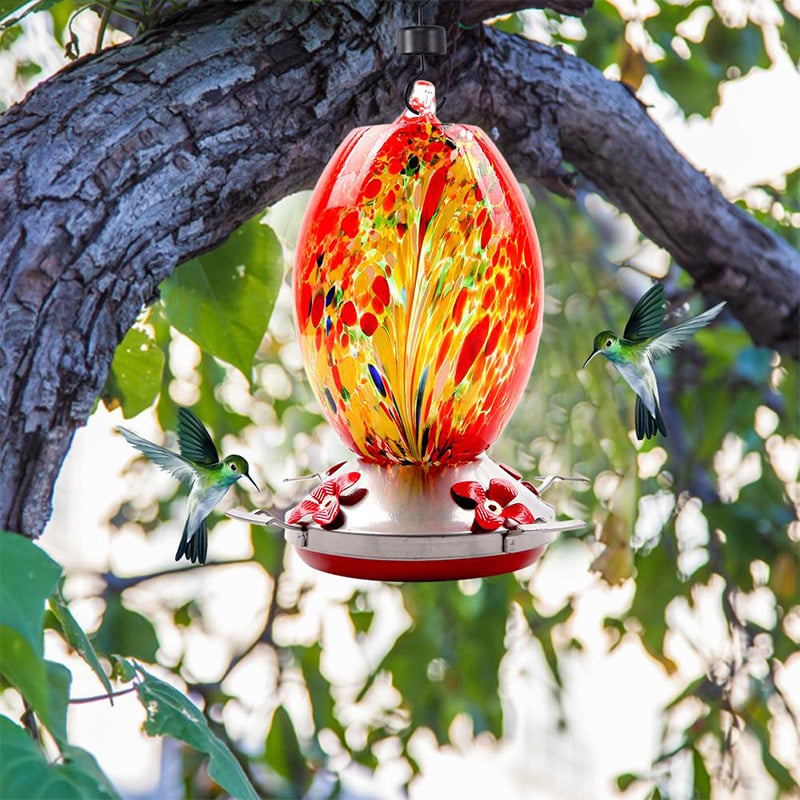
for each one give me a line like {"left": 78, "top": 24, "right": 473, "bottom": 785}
{"left": 0, "top": 531, "right": 260, "bottom": 799}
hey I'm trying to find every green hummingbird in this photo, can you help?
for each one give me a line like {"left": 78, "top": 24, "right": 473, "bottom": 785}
{"left": 583, "top": 283, "right": 725, "bottom": 440}
{"left": 117, "top": 408, "right": 258, "bottom": 564}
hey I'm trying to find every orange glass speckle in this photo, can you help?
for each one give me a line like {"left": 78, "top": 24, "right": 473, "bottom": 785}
{"left": 293, "top": 82, "right": 544, "bottom": 465}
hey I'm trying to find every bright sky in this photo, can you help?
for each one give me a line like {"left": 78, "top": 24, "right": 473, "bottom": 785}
{"left": 2, "top": 4, "right": 798, "bottom": 799}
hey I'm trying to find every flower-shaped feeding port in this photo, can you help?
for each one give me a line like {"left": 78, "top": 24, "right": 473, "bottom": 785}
{"left": 451, "top": 479, "right": 538, "bottom": 532}
{"left": 286, "top": 472, "right": 366, "bottom": 530}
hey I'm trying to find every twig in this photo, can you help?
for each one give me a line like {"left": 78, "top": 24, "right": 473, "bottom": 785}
{"left": 220, "top": 548, "right": 286, "bottom": 681}
{"left": 187, "top": 543, "right": 287, "bottom": 692}
{"left": 69, "top": 686, "right": 136, "bottom": 704}
{"left": 21, "top": 699, "right": 40, "bottom": 744}
{"left": 101, "top": 558, "right": 252, "bottom": 594}
{"left": 95, "top": 4, "right": 113, "bottom": 52}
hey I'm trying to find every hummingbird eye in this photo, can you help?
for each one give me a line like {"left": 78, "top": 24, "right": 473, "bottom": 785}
{"left": 229, "top": 462, "right": 238, "bottom": 471}
{"left": 605, "top": 339, "right": 612, "bottom": 348}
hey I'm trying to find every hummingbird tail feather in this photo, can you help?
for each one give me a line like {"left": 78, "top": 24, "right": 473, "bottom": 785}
{"left": 175, "top": 519, "right": 208, "bottom": 565}
{"left": 635, "top": 396, "right": 668, "bottom": 440}
{"left": 654, "top": 399, "right": 667, "bottom": 438}
{"left": 635, "top": 396, "right": 650, "bottom": 440}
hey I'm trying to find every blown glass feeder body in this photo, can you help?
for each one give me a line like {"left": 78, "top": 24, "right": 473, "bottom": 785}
{"left": 294, "top": 83, "right": 543, "bottom": 464}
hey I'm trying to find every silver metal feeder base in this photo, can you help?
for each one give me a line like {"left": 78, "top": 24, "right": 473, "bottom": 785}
{"left": 228, "top": 455, "right": 584, "bottom": 581}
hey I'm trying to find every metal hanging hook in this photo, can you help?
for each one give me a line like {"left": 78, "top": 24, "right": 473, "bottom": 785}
{"left": 402, "top": 54, "right": 427, "bottom": 113}
{"left": 396, "top": 0, "right": 447, "bottom": 115}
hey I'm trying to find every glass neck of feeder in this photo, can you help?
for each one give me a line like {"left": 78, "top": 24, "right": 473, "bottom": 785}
{"left": 403, "top": 80, "right": 437, "bottom": 118}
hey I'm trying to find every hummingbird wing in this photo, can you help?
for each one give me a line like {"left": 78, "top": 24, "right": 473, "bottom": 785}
{"left": 645, "top": 302, "right": 726, "bottom": 361}
{"left": 623, "top": 283, "right": 665, "bottom": 342}
{"left": 117, "top": 426, "right": 197, "bottom": 486}
{"left": 177, "top": 408, "right": 219, "bottom": 465}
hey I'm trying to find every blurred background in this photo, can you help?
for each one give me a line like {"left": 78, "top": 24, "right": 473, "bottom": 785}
{"left": 1, "top": 2, "right": 798, "bottom": 798}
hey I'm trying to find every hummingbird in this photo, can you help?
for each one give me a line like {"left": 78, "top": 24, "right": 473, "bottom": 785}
{"left": 583, "top": 283, "right": 725, "bottom": 440}
{"left": 117, "top": 407, "right": 258, "bottom": 564}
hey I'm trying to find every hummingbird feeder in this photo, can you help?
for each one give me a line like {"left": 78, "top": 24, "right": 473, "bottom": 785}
{"left": 230, "top": 12, "right": 584, "bottom": 580}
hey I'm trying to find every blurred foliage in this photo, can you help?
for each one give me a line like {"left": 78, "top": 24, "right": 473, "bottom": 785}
{"left": 0, "top": 0, "right": 188, "bottom": 49}
{"left": 740, "top": 168, "right": 800, "bottom": 250}
{"left": 537, "top": 0, "right": 789, "bottom": 116}
{"left": 134, "top": 662, "right": 260, "bottom": 800}
{"left": 1, "top": 3, "right": 799, "bottom": 800}
{"left": 0, "top": 532, "right": 260, "bottom": 799}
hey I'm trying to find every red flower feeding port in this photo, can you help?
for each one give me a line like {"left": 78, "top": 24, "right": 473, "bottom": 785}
{"left": 229, "top": 75, "right": 584, "bottom": 581}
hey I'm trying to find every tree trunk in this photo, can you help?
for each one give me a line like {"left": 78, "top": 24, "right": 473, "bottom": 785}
{"left": 0, "top": 0, "right": 796, "bottom": 537}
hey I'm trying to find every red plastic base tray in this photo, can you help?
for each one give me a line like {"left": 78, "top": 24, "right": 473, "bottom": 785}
{"left": 295, "top": 545, "right": 546, "bottom": 582}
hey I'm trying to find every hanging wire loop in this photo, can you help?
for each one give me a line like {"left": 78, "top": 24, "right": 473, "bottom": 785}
{"left": 396, "top": 0, "right": 447, "bottom": 115}
{"left": 402, "top": 54, "right": 426, "bottom": 113}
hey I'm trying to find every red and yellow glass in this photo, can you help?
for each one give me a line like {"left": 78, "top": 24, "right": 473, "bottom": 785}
{"left": 294, "top": 83, "right": 543, "bottom": 465}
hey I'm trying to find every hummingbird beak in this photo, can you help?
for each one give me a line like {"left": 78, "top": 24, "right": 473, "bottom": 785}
{"left": 244, "top": 472, "right": 259, "bottom": 491}
{"left": 583, "top": 349, "right": 600, "bottom": 369}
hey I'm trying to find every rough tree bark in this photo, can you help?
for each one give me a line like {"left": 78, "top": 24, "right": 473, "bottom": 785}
{"left": 0, "top": 0, "right": 797, "bottom": 538}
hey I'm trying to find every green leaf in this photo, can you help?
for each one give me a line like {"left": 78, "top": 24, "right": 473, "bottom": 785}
{"left": 649, "top": 12, "right": 771, "bottom": 117}
{"left": 0, "top": 531, "right": 67, "bottom": 739}
{"left": 703, "top": 16, "right": 770, "bottom": 74}
{"left": 160, "top": 217, "right": 284, "bottom": 378}
{"left": 134, "top": 665, "right": 259, "bottom": 800}
{"left": 48, "top": 3, "right": 82, "bottom": 45}
{"left": 0, "top": 1, "right": 31, "bottom": 26}
{"left": 265, "top": 706, "right": 311, "bottom": 792}
{"left": 617, "top": 772, "right": 639, "bottom": 792}
{"left": 347, "top": 591, "right": 374, "bottom": 635}
{"left": 490, "top": 13, "right": 525, "bottom": 35}
{"left": 92, "top": 597, "right": 159, "bottom": 663}
{"left": 0, "top": 715, "right": 119, "bottom": 799}
{"left": 109, "top": 655, "right": 136, "bottom": 683}
{"left": 251, "top": 525, "right": 285, "bottom": 576}
{"left": 748, "top": 708, "right": 796, "bottom": 790}
{"left": 650, "top": 55, "right": 720, "bottom": 117}
{"left": 298, "top": 643, "right": 343, "bottom": 738}
{"left": 42, "top": 660, "right": 71, "bottom": 743}
{"left": 377, "top": 580, "right": 511, "bottom": 744}
{"left": 523, "top": 601, "right": 573, "bottom": 688}
{"left": 102, "top": 325, "right": 165, "bottom": 418}
{"left": 779, "top": 5, "right": 799, "bottom": 62}
{"left": 692, "top": 748, "right": 711, "bottom": 799}
{"left": 0, "top": 0, "right": 60, "bottom": 29}
{"left": 16, "top": 59, "right": 42, "bottom": 78}
{"left": 173, "top": 600, "right": 200, "bottom": 628}
{"left": 0, "top": 626, "right": 48, "bottom": 718}
{"left": 0, "top": 22, "right": 21, "bottom": 47}
{"left": 49, "top": 590, "right": 114, "bottom": 702}
{"left": 575, "top": 0, "right": 625, "bottom": 69}
{"left": 349, "top": 609, "right": 374, "bottom": 635}
{"left": 0, "top": 531, "right": 62, "bottom": 660}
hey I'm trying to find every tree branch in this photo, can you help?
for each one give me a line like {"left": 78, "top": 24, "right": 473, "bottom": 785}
{"left": 444, "top": 28, "right": 799, "bottom": 357}
{"left": 0, "top": 0, "right": 796, "bottom": 538}
{"left": 69, "top": 686, "right": 136, "bottom": 704}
